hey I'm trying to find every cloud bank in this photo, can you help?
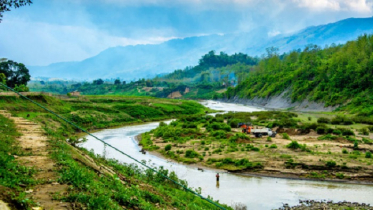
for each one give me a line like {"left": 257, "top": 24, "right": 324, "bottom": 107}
{"left": 0, "top": 0, "right": 372, "bottom": 66}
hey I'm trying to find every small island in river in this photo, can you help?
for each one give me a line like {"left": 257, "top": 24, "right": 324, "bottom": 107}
{"left": 139, "top": 111, "right": 373, "bottom": 183}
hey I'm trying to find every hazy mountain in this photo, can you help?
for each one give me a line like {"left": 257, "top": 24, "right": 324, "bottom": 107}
{"left": 29, "top": 17, "right": 373, "bottom": 81}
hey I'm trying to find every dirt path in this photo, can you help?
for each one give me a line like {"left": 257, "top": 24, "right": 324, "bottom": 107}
{"left": 0, "top": 110, "right": 71, "bottom": 210}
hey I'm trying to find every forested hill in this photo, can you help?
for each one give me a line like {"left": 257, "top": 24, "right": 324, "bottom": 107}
{"left": 223, "top": 34, "right": 373, "bottom": 115}
{"left": 162, "top": 51, "right": 258, "bottom": 80}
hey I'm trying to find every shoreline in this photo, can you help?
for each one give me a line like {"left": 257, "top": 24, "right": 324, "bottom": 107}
{"left": 135, "top": 134, "right": 373, "bottom": 185}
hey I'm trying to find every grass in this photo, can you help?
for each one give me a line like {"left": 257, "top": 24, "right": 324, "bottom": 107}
{"left": 0, "top": 95, "right": 228, "bottom": 209}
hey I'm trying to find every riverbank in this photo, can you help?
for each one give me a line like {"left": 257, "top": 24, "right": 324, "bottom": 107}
{"left": 0, "top": 95, "right": 228, "bottom": 209}
{"left": 217, "top": 91, "right": 337, "bottom": 112}
{"left": 139, "top": 112, "right": 373, "bottom": 184}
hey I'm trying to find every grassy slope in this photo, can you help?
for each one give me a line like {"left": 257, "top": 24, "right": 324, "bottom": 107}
{"left": 0, "top": 95, "right": 229, "bottom": 209}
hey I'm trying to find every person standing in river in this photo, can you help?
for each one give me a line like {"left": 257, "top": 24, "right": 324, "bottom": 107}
{"left": 216, "top": 173, "right": 220, "bottom": 182}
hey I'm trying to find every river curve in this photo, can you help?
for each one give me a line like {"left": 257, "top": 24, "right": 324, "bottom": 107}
{"left": 82, "top": 100, "right": 373, "bottom": 209}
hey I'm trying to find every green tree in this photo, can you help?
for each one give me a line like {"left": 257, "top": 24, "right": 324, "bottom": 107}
{"left": 114, "top": 79, "right": 121, "bottom": 85}
{"left": 93, "top": 79, "right": 104, "bottom": 85}
{"left": 0, "top": 73, "right": 6, "bottom": 91}
{"left": 14, "top": 84, "right": 29, "bottom": 92}
{"left": 0, "top": 0, "right": 33, "bottom": 22}
{"left": 0, "top": 60, "right": 30, "bottom": 88}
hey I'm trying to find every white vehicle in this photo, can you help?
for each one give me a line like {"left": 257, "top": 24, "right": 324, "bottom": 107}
{"left": 251, "top": 127, "right": 277, "bottom": 138}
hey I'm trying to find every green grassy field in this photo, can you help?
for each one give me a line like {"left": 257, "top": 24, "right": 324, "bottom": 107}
{"left": 0, "top": 94, "right": 228, "bottom": 209}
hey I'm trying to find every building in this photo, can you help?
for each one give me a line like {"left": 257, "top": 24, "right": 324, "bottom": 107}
{"left": 69, "top": 91, "right": 81, "bottom": 96}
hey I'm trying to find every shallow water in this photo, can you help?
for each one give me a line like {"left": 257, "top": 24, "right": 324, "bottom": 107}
{"left": 82, "top": 100, "right": 373, "bottom": 209}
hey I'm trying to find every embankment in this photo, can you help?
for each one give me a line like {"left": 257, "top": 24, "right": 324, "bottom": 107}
{"left": 219, "top": 91, "right": 337, "bottom": 112}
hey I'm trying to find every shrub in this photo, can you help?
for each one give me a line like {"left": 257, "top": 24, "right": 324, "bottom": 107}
{"left": 229, "top": 118, "right": 242, "bottom": 128}
{"left": 282, "top": 133, "right": 290, "bottom": 140}
{"left": 229, "top": 133, "right": 250, "bottom": 142}
{"left": 170, "top": 121, "right": 178, "bottom": 127}
{"left": 286, "top": 141, "right": 300, "bottom": 149}
{"left": 182, "top": 122, "right": 197, "bottom": 129}
{"left": 318, "top": 134, "right": 337, "bottom": 140}
{"left": 336, "top": 173, "right": 345, "bottom": 179}
{"left": 165, "top": 144, "right": 172, "bottom": 151}
{"left": 159, "top": 122, "right": 167, "bottom": 127}
{"left": 207, "top": 122, "right": 231, "bottom": 132}
{"left": 267, "top": 136, "right": 272, "bottom": 141}
{"left": 317, "top": 117, "right": 330, "bottom": 124}
{"left": 332, "top": 129, "right": 342, "bottom": 135}
{"left": 366, "top": 151, "right": 372, "bottom": 158}
{"left": 269, "top": 144, "right": 277, "bottom": 149}
{"left": 316, "top": 126, "right": 326, "bottom": 134}
{"left": 211, "top": 130, "right": 227, "bottom": 139}
{"left": 325, "top": 160, "right": 336, "bottom": 168}
{"left": 331, "top": 116, "right": 354, "bottom": 125}
{"left": 359, "top": 128, "right": 369, "bottom": 135}
{"left": 340, "top": 128, "right": 355, "bottom": 136}
{"left": 342, "top": 148, "right": 348, "bottom": 154}
{"left": 353, "top": 141, "right": 359, "bottom": 150}
{"left": 212, "top": 148, "right": 222, "bottom": 154}
{"left": 185, "top": 150, "right": 199, "bottom": 158}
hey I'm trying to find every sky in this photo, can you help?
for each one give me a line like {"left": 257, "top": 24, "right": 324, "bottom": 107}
{"left": 0, "top": 0, "right": 372, "bottom": 66}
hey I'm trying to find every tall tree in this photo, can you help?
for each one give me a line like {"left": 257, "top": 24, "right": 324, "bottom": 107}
{"left": 114, "top": 79, "right": 121, "bottom": 85}
{"left": 0, "top": 60, "right": 30, "bottom": 88}
{"left": 0, "top": 0, "right": 33, "bottom": 22}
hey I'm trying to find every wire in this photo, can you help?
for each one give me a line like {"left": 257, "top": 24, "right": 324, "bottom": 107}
{"left": 0, "top": 83, "right": 226, "bottom": 210}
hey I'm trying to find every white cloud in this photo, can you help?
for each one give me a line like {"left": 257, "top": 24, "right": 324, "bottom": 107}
{"left": 293, "top": 0, "right": 373, "bottom": 12}
{"left": 0, "top": 18, "right": 176, "bottom": 65}
{"left": 345, "top": 0, "right": 373, "bottom": 12}
{"left": 293, "top": 0, "right": 340, "bottom": 10}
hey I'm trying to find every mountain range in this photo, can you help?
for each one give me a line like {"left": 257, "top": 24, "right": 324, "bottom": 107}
{"left": 28, "top": 17, "right": 373, "bottom": 81}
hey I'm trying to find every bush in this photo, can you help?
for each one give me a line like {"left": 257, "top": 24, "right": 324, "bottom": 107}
{"left": 282, "top": 133, "right": 290, "bottom": 140}
{"left": 336, "top": 173, "right": 345, "bottom": 179}
{"left": 325, "top": 160, "right": 337, "bottom": 168}
{"left": 332, "top": 129, "right": 342, "bottom": 135}
{"left": 353, "top": 141, "right": 359, "bottom": 150}
{"left": 267, "top": 136, "right": 272, "bottom": 141}
{"left": 159, "top": 122, "right": 167, "bottom": 127}
{"left": 185, "top": 150, "right": 199, "bottom": 158}
{"left": 342, "top": 148, "right": 348, "bottom": 154}
{"left": 211, "top": 130, "right": 227, "bottom": 139}
{"left": 269, "top": 144, "right": 277, "bottom": 149}
{"left": 340, "top": 128, "right": 355, "bottom": 136}
{"left": 229, "top": 118, "right": 242, "bottom": 128}
{"left": 316, "top": 126, "right": 326, "bottom": 134}
{"left": 331, "top": 116, "right": 354, "bottom": 125}
{"left": 207, "top": 122, "right": 231, "bottom": 132}
{"left": 182, "top": 122, "right": 197, "bottom": 129}
{"left": 286, "top": 141, "right": 300, "bottom": 149}
{"left": 359, "top": 128, "right": 369, "bottom": 135}
{"left": 317, "top": 134, "right": 337, "bottom": 140}
{"left": 366, "top": 151, "right": 372, "bottom": 158}
{"left": 165, "top": 144, "right": 172, "bottom": 151}
{"left": 317, "top": 117, "right": 330, "bottom": 124}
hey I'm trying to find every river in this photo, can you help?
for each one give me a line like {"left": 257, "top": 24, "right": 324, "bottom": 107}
{"left": 82, "top": 100, "right": 373, "bottom": 209}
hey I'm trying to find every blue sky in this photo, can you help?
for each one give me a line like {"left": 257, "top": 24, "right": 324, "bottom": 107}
{"left": 0, "top": 0, "right": 372, "bottom": 66}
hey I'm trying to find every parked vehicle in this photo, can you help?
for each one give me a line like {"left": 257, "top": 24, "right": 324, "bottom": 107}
{"left": 238, "top": 122, "right": 277, "bottom": 138}
{"left": 251, "top": 127, "right": 277, "bottom": 138}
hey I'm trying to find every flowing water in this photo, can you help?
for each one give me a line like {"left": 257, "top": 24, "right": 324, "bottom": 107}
{"left": 82, "top": 100, "right": 373, "bottom": 209}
